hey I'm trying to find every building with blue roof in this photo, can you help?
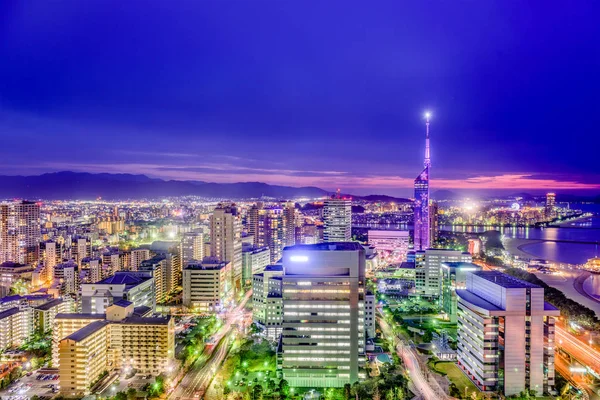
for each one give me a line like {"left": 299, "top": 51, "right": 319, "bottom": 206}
{"left": 80, "top": 271, "right": 155, "bottom": 314}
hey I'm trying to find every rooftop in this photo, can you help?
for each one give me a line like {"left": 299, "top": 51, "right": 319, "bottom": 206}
{"left": 264, "top": 265, "right": 283, "bottom": 272}
{"left": 185, "top": 260, "right": 229, "bottom": 270}
{"left": 94, "top": 272, "right": 152, "bottom": 287}
{"left": 55, "top": 313, "right": 106, "bottom": 320}
{"left": 65, "top": 320, "right": 110, "bottom": 342}
{"left": 0, "top": 307, "right": 22, "bottom": 320}
{"left": 284, "top": 242, "right": 363, "bottom": 252}
{"left": 472, "top": 271, "right": 539, "bottom": 289}
{"left": 113, "top": 299, "right": 133, "bottom": 308}
{"left": 441, "top": 262, "right": 481, "bottom": 270}
{"left": 35, "top": 298, "right": 63, "bottom": 311}
{"left": 122, "top": 315, "right": 171, "bottom": 325}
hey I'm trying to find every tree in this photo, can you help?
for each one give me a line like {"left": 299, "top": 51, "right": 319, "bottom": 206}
{"left": 343, "top": 383, "right": 351, "bottom": 400}
{"left": 252, "top": 384, "right": 263, "bottom": 400}
{"left": 422, "top": 330, "right": 433, "bottom": 343}
{"left": 278, "top": 379, "right": 290, "bottom": 397}
{"left": 114, "top": 391, "right": 127, "bottom": 400}
{"left": 126, "top": 388, "right": 137, "bottom": 400}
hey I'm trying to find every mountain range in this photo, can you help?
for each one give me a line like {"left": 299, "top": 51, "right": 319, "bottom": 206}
{"left": 0, "top": 172, "right": 329, "bottom": 200}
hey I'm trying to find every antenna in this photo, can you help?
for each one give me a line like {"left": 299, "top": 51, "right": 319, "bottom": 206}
{"left": 424, "top": 111, "right": 431, "bottom": 168}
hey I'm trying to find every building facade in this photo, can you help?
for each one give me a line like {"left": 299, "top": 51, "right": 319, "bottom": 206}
{"left": 323, "top": 196, "right": 352, "bottom": 242}
{"left": 414, "top": 249, "right": 472, "bottom": 298}
{"left": 182, "top": 259, "right": 232, "bottom": 311}
{"left": 367, "top": 230, "right": 409, "bottom": 263}
{"left": 413, "top": 115, "right": 431, "bottom": 251}
{"left": 456, "top": 271, "right": 559, "bottom": 396}
{"left": 210, "top": 203, "right": 243, "bottom": 293}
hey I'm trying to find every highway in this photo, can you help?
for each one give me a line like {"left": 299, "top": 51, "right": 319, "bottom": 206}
{"left": 170, "top": 291, "right": 252, "bottom": 400}
{"left": 377, "top": 313, "right": 450, "bottom": 400}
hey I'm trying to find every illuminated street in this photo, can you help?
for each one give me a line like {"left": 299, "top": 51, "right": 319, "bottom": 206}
{"left": 170, "top": 292, "right": 251, "bottom": 400}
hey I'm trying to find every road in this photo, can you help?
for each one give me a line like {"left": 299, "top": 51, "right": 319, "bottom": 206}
{"left": 170, "top": 291, "right": 252, "bottom": 400}
{"left": 377, "top": 313, "right": 450, "bottom": 400}
{"left": 555, "top": 324, "right": 600, "bottom": 399}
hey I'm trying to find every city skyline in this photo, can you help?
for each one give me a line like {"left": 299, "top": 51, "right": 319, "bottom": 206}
{"left": 2, "top": 2, "right": 600, "bottom": 195}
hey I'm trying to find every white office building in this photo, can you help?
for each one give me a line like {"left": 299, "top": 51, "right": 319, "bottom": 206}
{"left": 323, "top": 197, "right": 352, "bottom": 242}
{"left": 280, "top": 242, "right": 366, "bottom": 388}
{"left": 414, "top": 249, "right": 472, "bottom": 297}
{"left": 456, "top": 271, "right": 559, "bottom": 396}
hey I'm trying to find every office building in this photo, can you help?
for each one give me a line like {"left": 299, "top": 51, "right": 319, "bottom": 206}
{"left": 413, "top": 114, "right": 431, "bottom": 251}
{"left": 80, "top": 272, "right": 155, "bottom": 314}
{"left": 367, "top": 230, "right": 409, "bottom": 263}
{"left": 40, "top": 241, "right": 59, "bottom": 272}
{"left": 252, "top": 265, "right": 284, "bottom": 340}
{"left": 415, "top": 249, "right": 472, "bottom": 298}
{"left": 0, "top": 201, "right": 41, "bottom": 265}
{"left": 57, "top": 302, "right": 174, "bottom": 397}
{"left": 280, "top": 242, "right": 366, "bottom": 388}
{"left": 182, "top": 259, "right": 232, "bottom": 311}
{"left": 210, "top": 203, "right": 243, "bottom": 293}
{"left": 242, "top": 244, "right": 270, "bottom": 288}
{"left": 295, "top": 224, "right": 319, "bottom": 245}
{"left": 545, "top": 193, "right": 556, "bottom": 219}
{"left": 440, "top": 262, "right": 481, "bottom": 322}
{"left": 180, "top": 232, "right": 204, "bottom": 265}
{"left": 456, "top": 271, "right": 559, "bottom": 396}
{"left": 0, "top": 262, "right": 34, "bottom": 297}
{"left": 323, "top": 194, "right": 352, "bottom": 242}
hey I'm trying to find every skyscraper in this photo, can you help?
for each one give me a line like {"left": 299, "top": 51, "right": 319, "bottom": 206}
{"left": 0, "top": 201, "right": 41, "bottom": 265}
{"left": 280, "top": 243, "right": 366, "bottom": 387}
{"left": 257, "top": 207, "right": 285, "bottom": 263}
{"left": 283, "top": 201, "right": 297, "bottom": 247}
{"left": 545, "top": 193, "right": 556, "bottom": 219}
{"left": 210, "top": 203, "right": 243, "bottom": 293}
{"left": 180, "top": 231, "right": 204, "bottom": 265}
{"left": 323, "top": 191, "right": 352, "bottom": 242}
{"left": 413, "top": 113, "right": 431, "bottom": 251}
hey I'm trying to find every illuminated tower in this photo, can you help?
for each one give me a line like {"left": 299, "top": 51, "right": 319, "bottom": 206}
{"left": 545, "top": 193, "right": 556, "bottom": 219}
{"left": 413, "top": 112, "right": 431, "bottom": 251}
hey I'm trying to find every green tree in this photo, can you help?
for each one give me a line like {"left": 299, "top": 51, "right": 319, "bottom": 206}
{"left": 114, "top": 391, "right": 127, "bottom": 400}
{"left": 252, "top": 384, "right": 263, "bottom": 400}
{"left": 126, "top": 388, "right": 137, "bottom": 400}
{"left": 422, "top": 330, "right": 433, "bottom": 343}
{"left": 278, "top": 379, "right": 290, "bottom": 397}
{"left": 343, "top": 383, "right": 351, "bottom": 400}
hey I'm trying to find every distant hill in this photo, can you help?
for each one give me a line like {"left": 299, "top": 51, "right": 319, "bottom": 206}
{"left": 359, "top": 194, "right": 412, "bottom": 203}
{"left": 0, "top": 172, "right": 328, "bottom": 200}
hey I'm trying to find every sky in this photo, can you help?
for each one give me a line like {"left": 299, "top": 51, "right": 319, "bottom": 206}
{"left": 1, "top": 1, "right": 600, "bottom": 196}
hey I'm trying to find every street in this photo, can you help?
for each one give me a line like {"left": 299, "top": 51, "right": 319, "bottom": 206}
{"left": 169, "top": 291, "right": 252, "bottom": 400}
{"left": 377, "top": 312, "right": 450, "bottom": 400}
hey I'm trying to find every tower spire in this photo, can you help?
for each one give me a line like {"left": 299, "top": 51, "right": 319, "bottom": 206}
{"left": 424, "top": 112, "right": 431, "bottom": 168}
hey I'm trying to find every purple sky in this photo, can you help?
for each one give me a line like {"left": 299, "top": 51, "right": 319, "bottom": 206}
{"left": 1, "top": 1, "right": 599, "bottom": 195}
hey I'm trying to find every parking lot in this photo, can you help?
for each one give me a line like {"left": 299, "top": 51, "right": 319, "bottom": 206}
{"left": 0, "top": 370, "right": 58, "bottom": 400}
{"left": 98, "top": 373, "right": 156, "bottom": 396}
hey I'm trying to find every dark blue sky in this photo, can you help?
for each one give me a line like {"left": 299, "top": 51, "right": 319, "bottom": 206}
{"left": 1, "top": 1, "right": 599, "bottom": 195}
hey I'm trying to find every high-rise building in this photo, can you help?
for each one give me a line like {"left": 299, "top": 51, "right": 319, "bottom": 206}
{"left": 54, "top": 261, "right": 79, "bottom": 295}
{"left": 57, "top": 302, "right": 174, "bottom": 397}
{"left": 280, "top": 243, "right": 367, "bottom": 387}
{"left": 413, "top": 114, "right": 431, "bottom": 251}
{"left": 40, "top": 241, "right": 59, "bottom": 273}
{"left": 456, "top": 271, "right": 559, "bottom": 396}
{"left": 210, "top": 203, "right": 243, "bottom": 293}
{"left": 467, "top": 238, "right": 482, "bottom": 256}
{"left": 252, "top": 265, "right": 284, "bottom": 340}
{"left": 182, "top": 259, "right": 232, "bottom": 311}
{"left": 130, "top": 248, "right": 151, "bottom": 271}
{"left": 429, "top": 201, "right": 439, "bottom": 245}
{"left": 323, "top": 193, "right": 352, "bottom": 242}
{"left": 545, "top": 193, "right": 556, "bottom": 219}
{"left": 414, "top": 249, "right": 472, "bottom": 297}
{"left": 180, "top": 231, "right": 204, "bottom": 265}
{"left": 283, "top": 202, "right": 297, "bottom": 247}
{"left": 257, "top": 208, "right": 285, "bottom": 263}
{"left": 295, "top": 224, "right": 319, "bottom": 245}
{"left": 367, "top": 230, "right": 409, "bottom": 263}
{"left": 247, "top": 202, "right": 264, "bottom": 245}
{"left": 139, "top": 254, "right": 177, "bottom": 304}
{"left": 0, "top": 201, "right": 41, "bottom": 265}
{"left": 72, "top": 236, "right": 91, "bottom": 266}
